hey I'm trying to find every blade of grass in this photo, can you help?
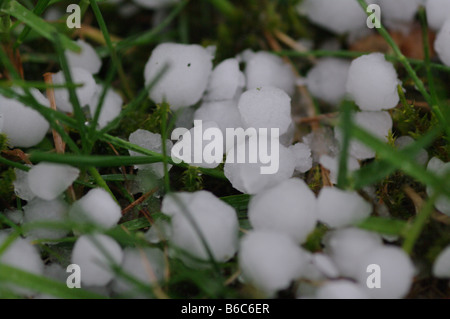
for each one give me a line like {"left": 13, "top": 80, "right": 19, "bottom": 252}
{"left": 14, "top": 0, "right": 51, "bottom": 49}
{"left": 337, "top": 101, "right": 353, "bottom": 189}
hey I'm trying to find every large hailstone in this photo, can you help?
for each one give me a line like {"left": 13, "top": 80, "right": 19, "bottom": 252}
{"left": 346, "top": 53, "right": 400, "bottom": 111}
{"left": 426, "top": 0, "right": 450, "bottom": 30}
{"left": 71, "top": 234, "right": 123, "bottom": 286}
{"left": 88, "top": 84, "right": 123, "bottom": 129}
{"left": 248, "top": 178, "right": 317, "bottom": 244}
{"left": 69, "top": 188, "right": 121, "bottom": 229}
{"left": 144, "top": 43, "right": 213, "bottom": 109}
{"left": 245, "top": 52, "right": 296, "bottom": 96}
{"left": 426, "top": 157, "right": 450, "bottom": 216}
{"left": 0, "top": 88, "right": 50, "bottom": 148}
{"left": 161, "top": 191, "right": 239, "bottom": 265}
{"left": 65, "top": 39, "right": 102, "bottom": 74}
{"left": 239, "top": 230, "right": 307, "bottom": 297}
{"left": 316, "top": 280, "right": 370, "bottom": 299}
{"left": 377, "top": 0, "right": 421, "bottom": 31}
{"left": 204, "top": 58, "right": 245, "bottom": 101}
{"left": 13, "top": 167, "right": 35, "bottom": 201}
{"left": 435, "top": 19, "right": 450, "bottom": 67}
{"left": 432, "top": 245, "right": 450, "bottom": 278}
{"left": 28, "top": 163, "right": 80, "bottom": 200}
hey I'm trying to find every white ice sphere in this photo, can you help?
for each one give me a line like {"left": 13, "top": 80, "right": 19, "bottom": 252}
{"left": 174, "top": 106, "right": 195, "bottom": 130}
{"left": 317, "top": 187, "right": 372, "bottom": 228}
{"left": 145, "top": 219, "right": 172, "bottom": 243}
{"left": 312, "top": 253, "right": 340, "bottom": 279}
{"left": 319, "top": 154, "right": 360, "bottom": 184}
{"left": 128, "top": 129, "right": 173, "bottom": 176}
{"left": 23, "top": 198, "right": 69, "bottom": 241}
{"left": 435, "top": 19, "right": 450, "bottom": 67}
{"left": 71, "top": 234, "right": 123, "bottom": 286}
{"left": 346, "top": 53, "right": 400, "bottom": 111}
{"left": 289, "top": 143, "right": 313, "bottom": 173}
{"left": 432, "top": 245, "right": 450, "bottom": 278}
{"left": 0, "top": 88, "right": 50, "bottom": 147}
{"left": 161, "top": 191, "right": 239, "bottom": 264}
{"left": 144, "top": 43, "right": 213, "bottom": 109}
{"left": 248, "top": 178, "right": 317, "bottom": 244}
{"left": 69, "top": 188, "right": 121, "bottom": 229}
{"left": 355, "top": 246, "right": 415, "bottom": 299}
{"left": 395, "top": 136, "right": 428, "bottom": 165}
{"left": 245, "top": 52, "right": 296, "bottom": 96}
{"left": 28, "top": 163, "right": 80, "bottom": 200}
{"left": 204, "top": 58, "right": 245, "bottom": 101}
{"left": 238, "top": 87, "right": 292, "bottom": 136}
{"left": 239, "top": 230, "right": 307, "bottom": 297}
{"left": 316, "top": 280, "right": 370, "bottom": 299}
{"left": 52, "top": 67, "right": 97, "bottom": 112}
{"left": 13, "top": 167, "right": 35, "bottom": 201}
{"left": 65, "top": 39, "right": 102, "bottom": 74}
{"left": 377, "top": 0, "right": 421, "bottom": 28}
{"left": 88, "top": 84, "right": 123, "bottom": 129}
{"left": 303, "top": 128, "right": 339, "bottom": 163}
{"left": 306, "top": 58, "right": 351, "bottom": 106}
{"left": 134, "top": 0, "right": 179, "bottom": 9}
{"left": 426, "top": 157, "right": 450, "bottom": 216}
{"left": 426, "top": 0, "right": 450, "bottom": 30}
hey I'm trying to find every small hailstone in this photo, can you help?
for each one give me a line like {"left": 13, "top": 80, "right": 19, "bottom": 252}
{"left": 13, "top": 167, "right": 35, "bottom": 201}
{"left": 69, "top": 188, "right": 121, "bottom": 229}
{"left": 377, "top": 0, "right": 421, "bottom": 31}
{"left": 319, "top": 154, "right": 360, "bottom": 184}
{"left": 426, "top": 157, "right": 450, "bottom": 216}
{"left": 28, "top": 163, "right": 80, "bottom": 201}
{"left": 355, "top": 246, "right": 415, "bottom": 299}
{"left": 248, "top": 178, "right": 317, "bottom": 244}
{"left": 144, "top": 43, "right": 213, "bottom": 110}
{"left": 52, "top": 67, "right": 97, "bottom": 112}
{"left": 302, "top": 127, "right": 339, "bottom": 163}
{"left": 306, "top": 58, "right": 351, "bottom": 106}
{"left": 3, "top": 209, "right": 23, "bottom": 224}
{"left": 239, "top": 230, "right": 307, "bottom": 297}
{"left": 0, "top": 88, "right": 50, "bottom": 147}
{"left": 65, "top": 39, "right": 102, "bottom": 74}
{"left": 346, "top": 53, "right": 400, "bottom": 111}
{"left": 395, "top": 136, "right": 428, "bottom": 165}
{"left": 435, "top": 19, "right": 450, "bottom": 67}
{"left": 88, "top": 84, "right": 123, "bottom": 129}
{"left": 316, "top": 280, "right": 370, "bottom": 299}
{"left": 426, "top": 0, "right": 450, "bottom": 30}
{"left": 23, "top": 198, "right": 69, "bottom": 241}
{"left": 174, "top": 106, "right": 195, "bottom": 130}
{"left": 133, "top": 0, "right": 179, "bottom": 9}
{"left": 317, "top": 187, "right": 372, "bottom": 228}
{"left": 71, "top": 234, "right": 123, "bottom": 286}
{"left": 204, "top": 58, "right": 245, "bottom": 101}
{"left": 289, "top": 143, "right": 313, "bottom": 173}
{"left": 238, "top": 87, "right": 292, "bottom": 136}
{"left": 432, "top": 245, "right": 450, "bottom": 278}
{"left": 245, "top": 52, "right": 296, "bottom": 96}
{"left": 145, "top": 219, "right": 172, "bottom": 243}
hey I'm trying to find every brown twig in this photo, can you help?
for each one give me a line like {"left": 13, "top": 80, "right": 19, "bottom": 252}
{"left": 121, "top": 187, "right": 158, "bottom": 215}
{"left": 44, "top": 72, "right": 66, "bottom": 154}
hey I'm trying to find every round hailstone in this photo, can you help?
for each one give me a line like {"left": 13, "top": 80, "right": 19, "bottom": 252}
{"left": 28, "top": 163, "right": 80, "bottom": 201}
{"left": 23, "top": 198, "right": 69, "bottom": 241}
{"left": 316, "top": 280, "right": 370, "bottom": 299}
{"left": 377, "top": 0, "right": 421, "bottom": 31}
{"left": 435, "top": 19, "right": 450, "bottom": 67}
{"left": 65, "top": 39, "right": 102, "bottom": 74}
{"left": 395, "top": 136, "right": 428, "bottom": 165}
{"left": 13, "top": 167, "right": 35, "bottom": 201}
{"left": 133, "top": 0, "right": 179, "bottom": 9}
{"left": 426, "top": 0, "right": 450, "bottom": 30}
{"left": 71, "top": 234, "right": 123, "bottom": 286}
{"left": 346, "top": 53, "right": 400, "bottom": 111}
{"left": 88, "top": 84, "right": 123, "bottom": 129}
{"left": 52, "top": 67, "right": 97, "bottom": 112}
{"left": 0, "top": 88, "right": 50, "bottom": 148}
{"left": 238, "top": 87, "right": 292, "bottom": 136}
{"left": 161, "top": 191, "right": 239, "bottom": 265}
{"left": 317, "top": 187, "right": 372, "bottom": 228}
{"left": 319, "top": 154, "right": 360, "bottom": 184}
{"left": 245, "top": 52, "right": 296, "bottom": 96}
{"left": 432, "top": 245, "right": 450, "bottom": 278}
{"left": 144, "top": 43, "right": 213, "bottom": 110}
{"left": 69, "top": 188, "right": 121, "bottom": 229}
{"left": 312, "top": 253, "right": 340, "bottom": 279}
{"left": 426, "top": 157, "right": 450, "bottom": 216}
{"left": 289, "top": 143, "right": 313, "bottom": 173}
{"left": 302, "top": 127, "right": 339, "bottom": 163}
{"left": 128, "top": 129, "right": 173, "bottom": 176}
{"left": 145, "top": 219, "right": 172, "bottom": 243}
{"left": 248, "top": 178, "right": 317, "bottom": 244}
{"left": 204, "top": 58, "right": 245, "bottom": 101}
{"left": 239, "top": 230, "right": 307, "bottom": 297}
{"left": 355, "top": 246, "right": 415, "bottom": 299}
{"left": 305, "top": 58, "right": 351, "bottom": 106}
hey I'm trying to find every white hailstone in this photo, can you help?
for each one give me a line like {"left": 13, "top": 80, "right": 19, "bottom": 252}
{"left": 248, "top": 178, "right": 317, "bottom": 244}
{"left": 239, "top": 230, "right": 307, "bottom": 297}
{"left": 145, "top": 219, "right": 172, "bottom": 243}
{"left": 306, "top": 58, "right": 351, "bottom": 106}
{"left": 71, "top": 234, "right": 123, "bottom": 286}
{"left": 319, "top": 154, "right": 360, "bottom": 184}
{"left": 128, "top": 129, "right": 173, "bottom": 176}
{"left": 204, "top": 58, "right": 245, "bottom": 101}
{"left": 161, "top": 191, "right": 239, "bottom": 264}
{"left": 144, "top": 43, "right": 213, "bottom": 109}
{"left": 302, "top": 127, "right": 340, "bottom": 163}
{"left": 245, "top": 52, "right": 296, "bottom": 96}
{"left": 133, "top": 0, "right": 179, "bottom": 9}
{"left": 426, "top": 0, "right": 450, "bottom": 30}
{"left": 346, "top": 53, "right": 400, "bottom": 111}
{"left": 28, "top": 163, "right": 79, "bottom": 201}
{"left": 112, "top": 247, "right": 165, "bottom": 297}
{"left": 432, "top": 245, "right": 450, "bottom": 278}
{"left": 279, "top": 122, "right": 296, "bottom": 147}
{"left": 0, "top": 88, "right": 50, "bottom": 148}
{"left": 355, "top": 246, "right": 415, "bottom": 299}
{"left": 323, "top": 228, "right": 383, "bottom": 278}
{"left": 65, "top": 39, "right": 102, "bottom": 74}
{"left": 426, "top": 157, "right": 450, "bottom": 216}
{"left": 377, "top": 0, "right": 421, "bottom": 32}
{"left": 52, "top": 67, "right": 97, "bottom": 112}
{"left": 289, "top": 143, "right": 313, "bottom": 173}
{"left": 88, "top": 84, "right": 123, "bottom": 129}
{"left": 395, "top": 136, "right": 428, "bottom": 165}
{"left": 3, "top": 209, "right": 23, "bottom": 224}
{"left": 69, "top": 188, "right": 121, "bottom": 229}
{"left": 312, "top": 254, "right": 340, "bottom": 279}
{"left": 13, "top": 167, "right": 35, "bottom": 201}
{"left": 435, "top": 19, "right": 450, "bottom": 67}
{"left": 238, "top": 87, "right": 292, "bottom": 136}
{"left": 23, "top": 198, "right": 69, "bottom": 241}
{"left": 317, "top": 187, "right": 372, "bottom": 228}
{"left": 316, "top": 280, "right": 370, "bottom": 299}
